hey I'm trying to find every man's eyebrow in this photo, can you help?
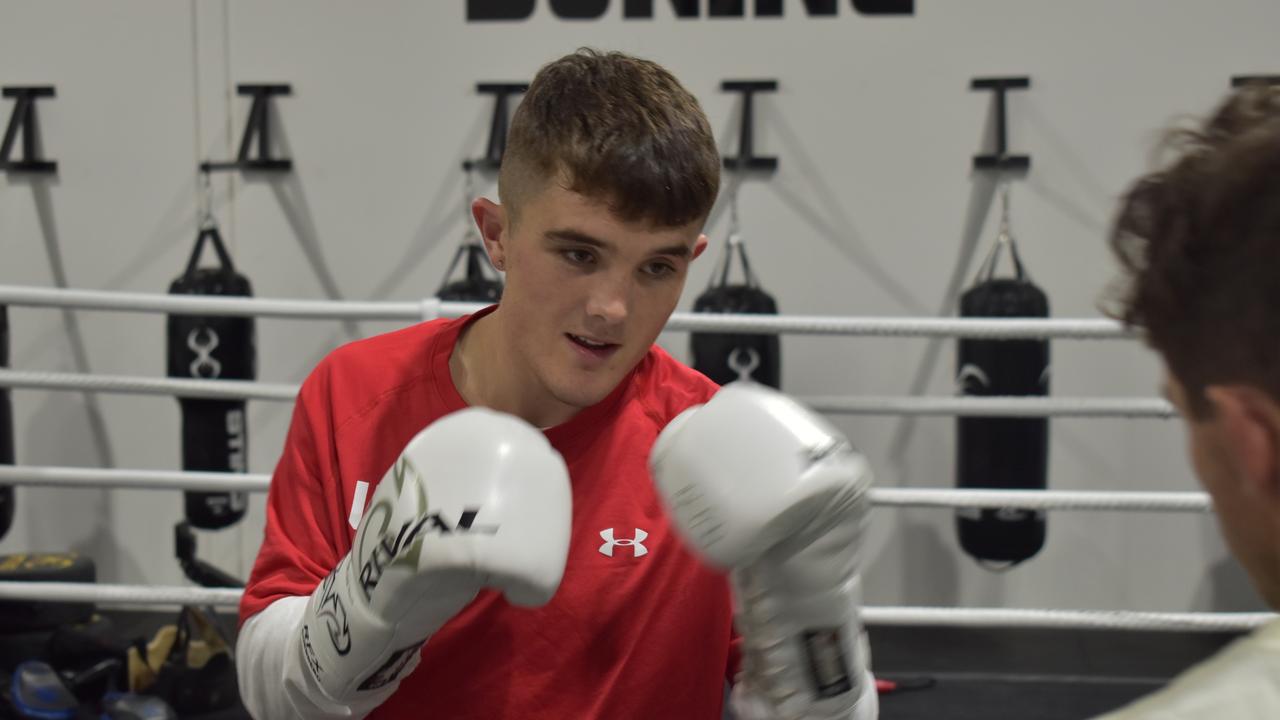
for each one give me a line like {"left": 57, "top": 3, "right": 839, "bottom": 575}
{"left": 544, "top": 229, "right": 610, "bottom": 248}
{"left": 652, "top": 243, "right": 693, "bottom": 259}
{"left": 544, "top": 228, "right": 691, "bottom": 258}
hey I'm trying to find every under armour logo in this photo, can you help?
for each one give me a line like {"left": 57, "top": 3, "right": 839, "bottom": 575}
{"left": 599, "top": 528, "right": 648, "bottom": 558}
{"left": 188, "top": 326, "right": 222, "bottom": 379}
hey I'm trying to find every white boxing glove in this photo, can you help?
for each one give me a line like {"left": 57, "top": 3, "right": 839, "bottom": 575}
{"left": 651, "top": 383, "right": 877, "bottom": 720}
{"left": 290, "top": 408, "right": 572, "bottom": 713}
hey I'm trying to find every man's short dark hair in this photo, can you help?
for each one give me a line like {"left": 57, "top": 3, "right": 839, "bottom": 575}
{"left": 499, "top": 48, "right": 720, "bottom": 229}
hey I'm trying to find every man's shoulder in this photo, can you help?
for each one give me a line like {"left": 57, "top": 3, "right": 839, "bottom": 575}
{"left": 324, "top": 319, "right": 447, "bottom": 377}
{"left": 631, "top": 344, "right": 719, "bottom": 424}
{"left": 1093, "top": 620, "right": 1280, "bottom": 719}
{"left": 299, "top": 319, "right": 455, "bottom": 416}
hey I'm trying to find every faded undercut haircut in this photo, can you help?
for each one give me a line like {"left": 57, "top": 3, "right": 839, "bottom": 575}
{"left": 1106, "top": 83, "right": 1280, "bottom": 417}
{"left": 498, "top": 48, "right": 720, "bottom": 229}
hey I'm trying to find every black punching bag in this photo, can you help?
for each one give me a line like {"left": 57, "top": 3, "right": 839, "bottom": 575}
{"left": 955, "top": 241, "right": 1050, "bottom": 566}
{"left": 167, "top": 224, "right": 254, "bottom": 530}
{"left": 437, "top": 243, "right": 503, "bottom": 302}
{"left": 0, "top": 305, "right": 14, "bottom": 542}
{"left": 691, "top": 237, "right": 780, "bottom": 388}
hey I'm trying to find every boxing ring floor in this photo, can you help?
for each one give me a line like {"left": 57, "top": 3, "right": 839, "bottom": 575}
{"left": 872, "top": 625, "right": 1237, "bottom": 719}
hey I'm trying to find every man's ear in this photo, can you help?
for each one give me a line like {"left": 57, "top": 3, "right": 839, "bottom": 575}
{"left": 472, "top": 198, "right": 508, "bottom": 271}
{"left": 1205, "top": 385, "right": 1280, "bottom": 501}
{"left": 692, "top": 233, "right": 709, "bottom": 261}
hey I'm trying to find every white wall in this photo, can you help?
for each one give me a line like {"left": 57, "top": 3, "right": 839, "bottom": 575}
{"left": 1, "top": 0, "right": 1275, "bottom": 614}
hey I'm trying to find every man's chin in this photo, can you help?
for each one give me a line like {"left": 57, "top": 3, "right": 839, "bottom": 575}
{"left": 552, "top": 387, "right": 610, "bottom": 411}
{"left": 550, "top": 375, "right": 620, "bottom": 410}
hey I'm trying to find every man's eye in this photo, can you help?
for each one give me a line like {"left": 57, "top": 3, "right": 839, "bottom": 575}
{"left": 563, "top": 249, "right": 595, "bottom": 265}
{"left": 643, "top": 262, "right": 676, "bottom": 278}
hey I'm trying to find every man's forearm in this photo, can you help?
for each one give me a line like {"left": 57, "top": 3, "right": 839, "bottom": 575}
{"left": 236, "top": 596, "right": 398, "bottom": 719}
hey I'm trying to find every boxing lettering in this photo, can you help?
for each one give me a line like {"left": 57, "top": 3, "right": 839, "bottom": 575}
{"left": 359, "top": 509, "right": 499, "bottom": 599}
{"left": 468, "top": 0, "right": 913, "bottom": 21}
{"left": 316, "top": 571, "right": 351, "bottom": 655}
{"left": 357, "top": 641, "right": 425, "bottom": 692}
{"left": 226, "top": 408, "right": 246, "bottom": 473}
{"left": 301, "top": 625, "right": 324, "bottom": 679}
{"left": 802, "top": 628, "right": 854, "bottom": 698}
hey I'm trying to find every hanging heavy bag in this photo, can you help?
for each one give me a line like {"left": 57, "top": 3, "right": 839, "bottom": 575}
{"left": 691, "top": 236, "right": 780, "bottom": 388}
{"left": 955, "top": 237, "right": 1050, "bottom": 566}
{"left": 167, "top": 224, "right": 254, "bottom": 530}
{"left": 437, "top": 243, "right": 503, "bottom": 303}
{"left": 0, "top": 305, "right": 14, "bottom": 543}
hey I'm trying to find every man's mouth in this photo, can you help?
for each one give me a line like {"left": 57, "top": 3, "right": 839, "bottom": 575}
{"left": 567, "top": 333, "right": 620, "bottom": 359}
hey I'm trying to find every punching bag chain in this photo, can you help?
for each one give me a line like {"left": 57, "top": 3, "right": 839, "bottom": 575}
{"left": 978, "top": 181, "right": 1027, "bottom": 282}
{"left": 997, "top": 181, "right": 1012, "bottom": 247}
{"left": 461, "top": 164, "right": 481, "bottom": 244}
{"left": 199, "top": 169, "right": 215, "bottom": 229}
{"left": 727, "top": 167, "right": 743, "bottom": 245}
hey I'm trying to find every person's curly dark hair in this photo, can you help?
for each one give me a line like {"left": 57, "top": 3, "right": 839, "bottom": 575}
{"left": 1107, "top": 83, "right": 1280, "bottom": 417}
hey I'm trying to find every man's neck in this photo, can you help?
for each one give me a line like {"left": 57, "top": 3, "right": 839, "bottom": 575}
{"left": 449, "top": 309, "right": 579, "bottom": 428}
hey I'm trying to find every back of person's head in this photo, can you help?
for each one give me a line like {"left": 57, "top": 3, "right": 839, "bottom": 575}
{"left": 498, "top": 48, "right": 720, "bottom": 230}
{"left": 1107, "top": 83, "right": 1280, "bottom": 417}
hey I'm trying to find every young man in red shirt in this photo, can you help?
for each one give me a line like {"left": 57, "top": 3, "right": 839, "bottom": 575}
{"left": 236, "top": 49, "right": 877, "bottom": 720}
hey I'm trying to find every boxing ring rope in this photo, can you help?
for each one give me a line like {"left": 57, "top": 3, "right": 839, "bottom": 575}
{"left": 0, "top": 464, "right": 1211, "bottom": 513}
{"left": 805, "top": 396, "right": 1173, "bottom": 418}
{"left": 0, "top": 465, "right": 272, "bottom": 493}
{"left": 0, "top": 284, "right": 1131, "bottom": 339}
{"left": 868, "top": 488, "right": 1210, "bottom": 514}
{"left": 0, "top": 285, "right": 437, "bottom": 321}
{"left": 4, "top": 285, "right": 1235, "bottom": 635}
{"left": 0, "top": 580, "right": 1267, "bottom": 633}
{"left": 859, "top": 607, "right": 1274, "bottom": 633}
{"left": 0, "top": 582, "right": 243, "bottom": 607}
{"left": 0, "top": 369, "right": 298, "bottom": 402}
{"left": 0, "top": 369, "right": 1173, "bottom": 418}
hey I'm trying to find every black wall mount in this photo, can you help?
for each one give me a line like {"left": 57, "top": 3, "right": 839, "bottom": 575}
{"left": 462, "top": 82, "right": 530, "bottom": 172}
{"left": 0, "top": 86, "right": 57, "bottom": 174}
{"left": 722, "top": 80, "right": 778, "bottom": 172}
{"left": 971, "top": 76, "right": 1030, "bottom": 172}
{"left": 201, "top": 84, "right": 293, "bottom": 173}
{"left": 1232, "top": 74, "right": 1280, "bottom": 87}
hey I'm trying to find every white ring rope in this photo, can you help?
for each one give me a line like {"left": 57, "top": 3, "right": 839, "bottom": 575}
{"left": 0, "top": 581, "right": 241, "bottom": 607}
{"left": 667, "top": 314, "right": 1129, "bottom": 340}
{"left": 0, "top": 369, "right": 1172, "bottom": 418}
{"left": 0, "top": 465, "right": 271, "bottom": 492}
{"left": 0, "top": 581, "right": 1266, "bottom": 632}
{"left": 0, "top": 369, "right": 297, "bottom": 402}
{"left": 860, "top": 607, "right": 1274, "bottom": 633}
{"left": 0, "top": 465, "right": 1211, "bottom": 513}
{"left": 0, "top": 284, "right": 1131, "bottom": 339}
{"left": 802, "top": 396, "right": 1175, "bottom": 418}
{"left": 870, "top": 488, "right": 1211, "bottom": 513}
{"left": 0, "top": 285, "right": 439, "bottom": 321}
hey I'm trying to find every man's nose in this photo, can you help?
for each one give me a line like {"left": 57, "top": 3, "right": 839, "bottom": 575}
{"left": 585, "top": 273, "right": 631, "bottom": 325}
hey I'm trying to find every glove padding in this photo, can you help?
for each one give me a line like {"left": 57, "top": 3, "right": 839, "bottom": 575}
{"left": 296, "top": 408, "right": 572, "bottom": 705}
{"left": 651, "top": 383, "right": 876, "bottom": 720}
